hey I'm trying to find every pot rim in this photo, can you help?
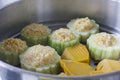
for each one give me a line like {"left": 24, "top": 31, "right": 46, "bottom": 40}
{"left": 0, "top": 0, "right": 120, "bottom": 79}
{"left": 0, "top": 60, "right": 120, "bottom": 79}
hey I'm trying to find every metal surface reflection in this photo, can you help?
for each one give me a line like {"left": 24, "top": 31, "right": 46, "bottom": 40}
{"left": 0, "top": 0, "right": 120, "bottom": 80}
{"left": 0, "top": 0, "right": 20, "bottom": 9}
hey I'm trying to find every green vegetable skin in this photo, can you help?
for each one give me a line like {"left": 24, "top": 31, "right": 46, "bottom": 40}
{"left": 67, "top": 19, "right": 99, "bottom": 43}
{"left": 21, "top": 25, "right": 51, "bottom": 46}
{"left": 87, "top": 35, "right": 120, "bottom": 60}
{"left": 0, "top": 39, "right": 27, "bottom": 66}
{"left": 0, "top": 50, "right": 19, "bottom": 65}
{"left": 49, "top": 36, "right": 79, "bottom": 55}
{"left": 20, "top": 54, "right": 61, "bottom": 74}
{"left": 21, "top": 34, "right": 49, "bottom": 46}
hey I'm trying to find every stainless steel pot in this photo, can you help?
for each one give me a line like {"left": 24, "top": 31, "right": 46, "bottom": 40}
{"left": 0, "top": 0, "right": 120, "bottom": 80}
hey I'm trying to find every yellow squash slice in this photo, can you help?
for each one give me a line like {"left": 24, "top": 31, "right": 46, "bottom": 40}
{"left": 62, "top": 43, "right": 90, "bottom": 64}
{"left": 96, "top": 59, "right": 120, "bottom": 73}
{"left": 60, "top": 60, "right": 93, "bottom": 76}
{"left": 90, "top": 70, "right": 104, "bottom": 75}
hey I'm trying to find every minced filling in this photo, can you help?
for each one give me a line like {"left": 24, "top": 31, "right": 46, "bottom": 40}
{"left": 73, "top": 17, "right": 93, "bottom": 32}
{"left": 93, "top": 32, "right": 117, "bottom": 47}
{"left": 51, "top": 28, "right": 75, "bottom": 42}
{"left": 1, "top": 38, "right": 27, "bottom": 53}
{"left": 21, "top": 45, "right": 58, "bottom": 67}
{"left": 21, "top": 23, "right": 49, "bottom": 38}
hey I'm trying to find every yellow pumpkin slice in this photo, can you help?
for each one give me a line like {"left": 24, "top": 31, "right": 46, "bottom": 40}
{"left": 90, "top": 70, "right": 104, "bottom": 75}
{"left": 62, "top": 43, "right": 90, "bottom": 64}
{"left": 60, "top": 60, "right": 93, "bottom": 76}
{"left": 96, "top": 59, "right": 120, "bottom": 72}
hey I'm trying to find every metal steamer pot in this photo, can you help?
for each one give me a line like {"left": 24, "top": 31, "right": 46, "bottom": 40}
{"left": 0, "top": 0, "right": 120, "bottom": 80}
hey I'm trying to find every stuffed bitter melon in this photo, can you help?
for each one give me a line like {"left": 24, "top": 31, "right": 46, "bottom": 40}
{"left": 20, "top": 44, "right": 60, "bottom": 74}
{"left": 67, "top": 17, "right": 99, "bottom": 43}
{"left": 49, "top": 28, "right": 79, "bottom": 55}
{"left": 0, "top": 38, "right": 27, "bottom": 65}
{"left": 21, "top": 23, "right": 51, "bottom": 46}
{"left": 87, "top": 32, "right": 120, "bottom": 60}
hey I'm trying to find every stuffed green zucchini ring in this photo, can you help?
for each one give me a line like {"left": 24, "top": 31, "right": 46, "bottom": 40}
{"left": 21, "top": 23, "right": 51, "bottom": 46}
{"left": 67, "top": 17, "right": 99, "bottom": 43}
{"left": 49, "top": 28, "right": 79, "bottom": 55}
{"left": 0, "top": 38, "right": 27, "bottom": 66}
{"left": 20, "top": 44, "right": 60, "bottom": 74}
{"left": 87, "top": 32, "right": 120, "bottom": 60}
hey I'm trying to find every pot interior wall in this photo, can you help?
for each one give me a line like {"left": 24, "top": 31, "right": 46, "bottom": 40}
{"left": 0, "top": 0, "right": 120, "bottom": 41}
{"left": 0, "top": 0, "right": 120, "bottom": 80}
